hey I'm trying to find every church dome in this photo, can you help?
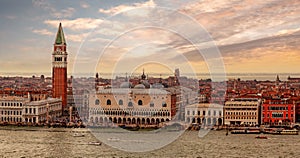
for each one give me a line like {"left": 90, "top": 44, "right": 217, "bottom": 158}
{"left": 120, "top": 82, "right": 132, "bottom": 88}
{"left": 152, "top": 83, "right": 164, "bottom": 89}
{"left": 141, "top": 80, "right": 150, "bottom": 88}
{"left": 134, "top": 84, "right": 146, "bottom": 89}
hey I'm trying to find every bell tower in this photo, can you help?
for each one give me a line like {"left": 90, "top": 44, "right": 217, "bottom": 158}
{"left": 52, "top": 23, "right": 67, "bottom": 110}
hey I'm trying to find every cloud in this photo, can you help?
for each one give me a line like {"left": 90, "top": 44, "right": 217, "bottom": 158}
{"left": 52, "top": 7, "right": 76, "bottom": 18}
{"left": 98, "top": 0, "right": 156, "bottom": 15}
{"left": 32, "top": 0, "right": 75, "bottom": 18}
{"left": 44, "top": 18, "right": 104, "bottom": 31}
{"left": 80, "top": 1, "right": 90, "bottom": 9}
{"left": 32, "top": 29, "right": 54, "bottom": 36}
{"left": 5, "top": 15, "right": 17, "bottom": 20}
{"left": 66, "top": 33, "right": 89, "bottom": 43}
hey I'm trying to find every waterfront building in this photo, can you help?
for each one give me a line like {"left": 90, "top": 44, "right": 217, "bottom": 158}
{"left": 23, "top": 98, "right": 62, "bottom": 123}
{"left": 0, "top": 95, "right": 62, "bottom": 124}
{"left": 262, "top": 97, "right": 295, "bottom": 126}
{"left": 89, "top": 78, "right": 175, "bottom": 126}
{"left": 224, "top": 98, "right": 261, "bottom": 126}
{"left": 185, "top": 103, "right": 223, "bottom": 126}
{"left": 0, "top": 96, "right": 28, "bottom": 123}
{"left": 52, "top": 23, "right": 68, "bottom": 110}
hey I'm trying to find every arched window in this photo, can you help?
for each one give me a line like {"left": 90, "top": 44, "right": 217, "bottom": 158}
{"left": 95, "top": 99, "right": 100, "bottom": 105}
{"left": 162, "top": 102, "right": 167, "bottom": 107}
{"left": 150, "top": 102, "right": 154, "bottom": 107}
{"left": 119, "top": 100, "right": 123, "bottom": 105}
{"left": 138, "top": 100, "right": 143, "bottom": 106}
{"left": 106, "top": 99, "right": 111, "bottom": 105}
{"left": 128, "top": 102, "right": 133, "bottom": 107}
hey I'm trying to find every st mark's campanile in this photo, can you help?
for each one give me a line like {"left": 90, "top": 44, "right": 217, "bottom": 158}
{"left": 52, "top": 23, "right": 67, "bottom": 110}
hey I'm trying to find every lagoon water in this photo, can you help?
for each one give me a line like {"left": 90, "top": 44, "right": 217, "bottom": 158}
{"left": 0, "top": 127, "right": 299, "bottom": 157}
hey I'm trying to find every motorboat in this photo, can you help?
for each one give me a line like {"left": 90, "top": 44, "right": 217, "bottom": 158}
{"left": 88, "top": 141, "right": 102, "bottom": 146}
{"left": 73, "top": 132, "right": 85, "bottom": 137}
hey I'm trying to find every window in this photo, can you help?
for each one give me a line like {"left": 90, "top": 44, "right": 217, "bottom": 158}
{"left": 95, "top": 99, "right": 100, "bottom": 105}
{"left": 128, "top": 101, "right": 133, "bottom": 107}
{"left": 162, "top": 102, "right": 167, "bottom": 107}
{"left": 203, "top": 111, "right": 206, "bottom": 116}
{"left": 187, "top": 110, "right": 190, "bottom": 115}
{"left": 150, "top": 102, "right": 154, "bottom": 107}
{"left": 106, "top": 99, "right": 111, "bottom": 105}
{"left": 119, "top": 100, "right": 123, "bottom": 105}
{"left": 138, "top": 100, "right": 143, "bottom": 106}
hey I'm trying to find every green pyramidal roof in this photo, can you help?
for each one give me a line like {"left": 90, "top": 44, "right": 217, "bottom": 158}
{"left": 55, "top": 23, "right": 66, "bottom": 45}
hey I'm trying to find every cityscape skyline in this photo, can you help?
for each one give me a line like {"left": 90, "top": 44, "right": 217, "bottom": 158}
{"left": 0, "top": 0, "right": 300, "bottom": 75}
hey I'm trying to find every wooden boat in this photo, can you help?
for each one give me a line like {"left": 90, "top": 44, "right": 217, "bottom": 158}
{"left": 255, "top": 135, "right": 268, "bottom": 139}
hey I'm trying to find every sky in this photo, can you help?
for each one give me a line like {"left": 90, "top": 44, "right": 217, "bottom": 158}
{"left": 0, "top": 0, "right": 300, "bottom": 77}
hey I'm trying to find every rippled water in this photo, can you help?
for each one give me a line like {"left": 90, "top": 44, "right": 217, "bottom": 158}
{"left": 0, "top": 127, "right": 299, "bottom": 157}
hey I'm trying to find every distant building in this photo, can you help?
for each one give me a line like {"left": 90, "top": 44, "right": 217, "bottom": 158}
{"left": 262, "top": 98, "right": 295, "bottom": 126}
{"left": 166, "top": 86, "right": 198, "bottom": 121}
{"left": 224, "top": 98, "right": 261, "bottom": 126}
{"left": 185, "top": 103, "right": 223, "bottom": 126}
{"left": 67, "top": 90, "right": 89, "bottom": 122}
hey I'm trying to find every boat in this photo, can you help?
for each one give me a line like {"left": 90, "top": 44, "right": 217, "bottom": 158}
{"left": 73, "top": 133, "right": 85, "bottom": 137}
{"left": 88, "top": 141, "right": 102, "bottom": 146}
{"left": 231, "top": 129, "right": 246, "bottom": 134}
{"left": 280, "top": 129, "right": 299, "bottom": 135}
{"left": 255, "top": 135, "right": 268, "bottom": 139}
{"left": 107, "top": 137, "right": 120, "bottom": 142}
{"left": 271, "top": 129, "right": 299, "bottom": 135}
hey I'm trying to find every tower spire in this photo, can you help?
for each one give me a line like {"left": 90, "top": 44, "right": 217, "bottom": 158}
{"left": 141, "top": 68, "right": 146, "bottom": 80}
{"left": 55, "top": 23, "right": 66, "bottom": 45}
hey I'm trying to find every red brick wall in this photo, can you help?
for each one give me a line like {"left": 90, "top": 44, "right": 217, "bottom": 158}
{"left": 52, "top": 67, "right": 67, "bottom": 109}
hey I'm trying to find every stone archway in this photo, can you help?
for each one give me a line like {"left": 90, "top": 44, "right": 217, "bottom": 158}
{"left": 156, "top": 118, "right": 160, "bottom": 124}
{"left": 137, "top": 118, "right": 141, "bottom": 124}
{"left": 151, "top": 118, "right": 155, "bottom": 124}
{"left": 146, "top": 118, "right": 150, "bottom": 124}
{"left": 127, "top": 118, "right": 132, "bottom": 124}
{"left": 90, "top": 117, "right": 94, "bottom": 123}
{"left": 197, "top": 118, "right": 201, "bottom": 124}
